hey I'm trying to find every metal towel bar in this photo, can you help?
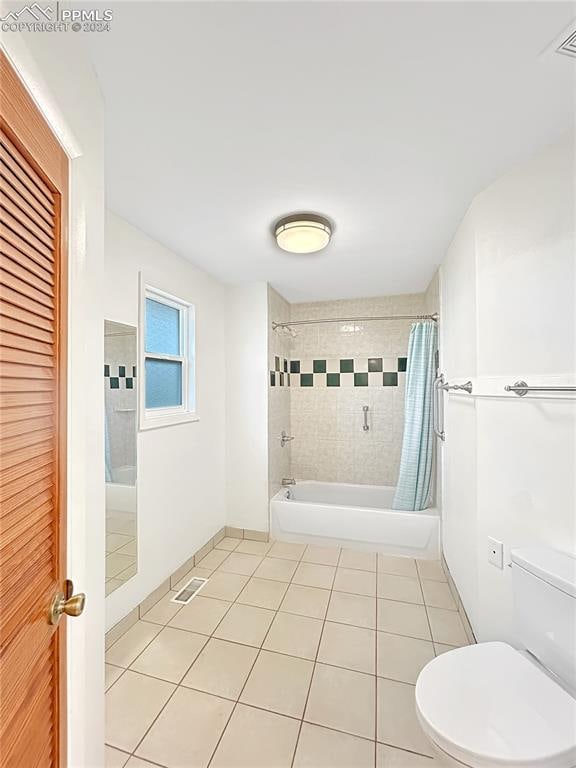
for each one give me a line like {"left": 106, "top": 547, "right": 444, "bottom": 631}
{"left": 504, "top": 380, "right": 576, "bottom": 397}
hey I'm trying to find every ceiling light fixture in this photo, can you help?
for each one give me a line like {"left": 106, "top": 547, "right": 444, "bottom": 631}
{"left": 274, "top": 213, "right": 332, "bottom": 254}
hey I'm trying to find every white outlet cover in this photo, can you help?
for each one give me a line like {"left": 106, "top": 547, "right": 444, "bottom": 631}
{"left": 488, "top": 537, "right": 504, "bottom": 569}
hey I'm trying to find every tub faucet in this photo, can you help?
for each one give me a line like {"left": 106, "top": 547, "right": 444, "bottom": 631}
{"left": 282, "top": 478, "right": 296, "bottom": 486}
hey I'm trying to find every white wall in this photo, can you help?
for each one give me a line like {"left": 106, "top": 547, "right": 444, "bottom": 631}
{"left": 225, "top": 283, "right": 269, "bottom": 532}
{"left": 2, "top": 27, "right": 107, "bottom": 768}
{"left": 104, "top": 211, "right": 227, "bottom": 629}
{"left": 440, "top": 133, "right": 576, "bottom": 644}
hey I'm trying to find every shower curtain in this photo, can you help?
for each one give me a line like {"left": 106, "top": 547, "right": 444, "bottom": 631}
{"left": 393, "top": 321, "right": 437, "bottom": 511}
{"left": 104, "top": 404, "right": 112, "bottom": 483}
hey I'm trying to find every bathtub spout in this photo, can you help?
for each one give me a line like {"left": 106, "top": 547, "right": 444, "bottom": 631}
{"left": 282, "top": 478, "right": 296, "bottom": 486}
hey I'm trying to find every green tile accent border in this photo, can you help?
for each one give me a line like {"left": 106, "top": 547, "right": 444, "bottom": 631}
{"left": 327, "top": 373, "right": 340, "bottom": 387}
{"left": 368, "top": 357, "right": 383, "bottom": 372}
{"left": 398, "top": 357, "right": 407, "bottom": 372}
{"left": 301, "top": 373, "right": 314, "bottom": 387}
{"left": 354, "top": 372, "right": 368, "bottom": 387}
{"left": 313, "top": 359, "right": 327, "bottom": 373}
{"left": 290, "top": 360, "right": 300, "bottom": 374}
{"left": 340, "top": 359, "right": 354, "bottom": 373}
{"left": 383, "top": 372, "right": 398, "bottom": 386}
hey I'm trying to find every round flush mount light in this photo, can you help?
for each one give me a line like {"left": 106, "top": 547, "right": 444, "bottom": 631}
{"left": 274, "top": 213, "right": 332, "bottom": 254}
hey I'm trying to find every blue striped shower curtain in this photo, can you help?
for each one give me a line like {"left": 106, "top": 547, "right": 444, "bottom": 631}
{"left": 393, "top": 321, "right": 437, "bottom": 511}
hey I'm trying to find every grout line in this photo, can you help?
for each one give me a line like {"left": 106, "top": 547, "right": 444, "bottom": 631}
{"left": 106, "top": 544, "right": 453, "bottom": 765}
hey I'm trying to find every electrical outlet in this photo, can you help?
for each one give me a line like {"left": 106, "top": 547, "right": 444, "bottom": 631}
{"left": 488, "top": 537, "right": 503, "bottom": 569}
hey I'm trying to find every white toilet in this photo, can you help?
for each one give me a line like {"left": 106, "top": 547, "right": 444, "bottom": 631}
{"left": 415, "top": 547, "right": 576, "bottom": 768}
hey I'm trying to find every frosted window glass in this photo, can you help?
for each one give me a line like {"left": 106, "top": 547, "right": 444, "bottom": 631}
{"left": 145, "top": 298, "right": 180, "bottom": 355}
{"left": 145, "top": 359, "right": 182, "bottom": 408}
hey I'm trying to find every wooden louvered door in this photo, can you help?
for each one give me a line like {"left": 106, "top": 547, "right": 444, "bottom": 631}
{"left": 0, "top": 52, "right": 69, "bottom": 767}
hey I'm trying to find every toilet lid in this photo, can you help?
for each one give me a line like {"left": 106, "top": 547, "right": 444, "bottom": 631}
{"left": 415, "top": 642, "right": 576, "bottom": 768}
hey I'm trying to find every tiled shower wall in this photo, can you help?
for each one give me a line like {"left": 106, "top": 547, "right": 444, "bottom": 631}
{"left": 105, "top": 324, "right": 137, "bottom": 480}
{"left": 268, "top": 292, "right": 427, "bottom": 487}
{"left": 268, "top": 287, "right": 291, "bottom": 497}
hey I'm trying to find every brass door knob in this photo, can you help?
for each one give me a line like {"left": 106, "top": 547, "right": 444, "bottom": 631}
{"left": 49, "top": 583, "right": 86, "bottom": 625}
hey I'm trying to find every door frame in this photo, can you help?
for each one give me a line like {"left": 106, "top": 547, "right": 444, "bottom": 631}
{"left": 1, "top": 37, "right": 106, "bottom": 767}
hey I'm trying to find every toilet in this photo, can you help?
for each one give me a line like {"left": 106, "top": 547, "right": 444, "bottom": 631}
{"left": 415, "top": 547, "right": 576, "bottom": 768}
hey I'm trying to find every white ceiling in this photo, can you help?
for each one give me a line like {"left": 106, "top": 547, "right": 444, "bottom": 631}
{"left": 85, "top": 1, "right": 575, "bottom": 302}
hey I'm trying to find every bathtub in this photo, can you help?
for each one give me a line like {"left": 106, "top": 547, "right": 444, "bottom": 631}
{"left": 270, "top": 481, "right": 440, "bottom": 559}
{"left": 106, "top": 464, "right": 137, "bottom": 512}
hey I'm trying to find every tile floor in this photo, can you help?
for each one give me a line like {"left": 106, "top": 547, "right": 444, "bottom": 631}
{"left": 106, "top": 510, "right": 138, "bottom": 595}
{"left": 106, "top": 539, "right": 470, "bottom": 767}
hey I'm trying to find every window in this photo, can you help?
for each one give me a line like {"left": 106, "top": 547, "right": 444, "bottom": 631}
{"left": 140, "top": 283, "right": 196, "bottom": 429}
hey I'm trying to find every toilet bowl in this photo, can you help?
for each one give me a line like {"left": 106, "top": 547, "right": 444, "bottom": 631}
{"left": 415, "top": 641, "right": 576, "bottom": 768}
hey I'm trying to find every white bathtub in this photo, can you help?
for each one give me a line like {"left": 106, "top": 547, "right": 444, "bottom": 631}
{"left": 106, "top": 465, "right": 137, "bottom": 512}
{"left": 270, "top": 481, "right": 440, "bottom": 559}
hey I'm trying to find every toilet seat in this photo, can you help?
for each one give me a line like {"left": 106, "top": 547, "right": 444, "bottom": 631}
{"left": 415, "top": 642, "right": 576, "bottom": 768}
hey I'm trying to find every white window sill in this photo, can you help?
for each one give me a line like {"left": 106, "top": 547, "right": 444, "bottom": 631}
{"left": 140, "top": 411, "right": 199, "bottom": 431}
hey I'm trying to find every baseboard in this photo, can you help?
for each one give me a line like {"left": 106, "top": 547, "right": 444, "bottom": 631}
{"left": 441, "top": 554, "right": 477, "bottom": 645}
{"left": 105, "top": 524, "right": 227, "bottom": 647}
{"left": 225, "top": 526, "right": 269, "bottom": 542}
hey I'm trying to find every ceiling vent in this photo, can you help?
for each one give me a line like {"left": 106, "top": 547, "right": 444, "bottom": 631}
{"left": 556, "top": 27, "right": 576, "bottom": 59}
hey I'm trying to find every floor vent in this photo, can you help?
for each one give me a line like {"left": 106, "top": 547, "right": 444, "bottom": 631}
{"left": 556, "top": 28, "right": 576, "bottom": 59}
{"left": 171, "top": 577, "right": 208, "bottom": 605}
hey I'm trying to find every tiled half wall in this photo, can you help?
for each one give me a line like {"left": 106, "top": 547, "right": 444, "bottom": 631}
{"left": 268, "top": 292, "right": 426, "bottom": 488}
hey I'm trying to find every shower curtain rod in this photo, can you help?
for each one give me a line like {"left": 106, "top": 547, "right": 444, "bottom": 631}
{"left": 272, "top": 313, "right": 438, "bottom": 330}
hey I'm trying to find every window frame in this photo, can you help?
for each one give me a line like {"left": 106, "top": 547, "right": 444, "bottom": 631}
{"left": 139, "top": 279, "right": 198, "bottom": 430}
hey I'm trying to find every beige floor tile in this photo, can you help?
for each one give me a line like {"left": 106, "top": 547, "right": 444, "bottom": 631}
{"left": 305, "top": 663, "right": 375, "bottom": 739}
{"left": 213, "top": 603, "right": 275, "bottom": 647}
{"left": 106, "top": 579, "right": 124, "bottom": 596}
{"left": 168, "top": 595, "right": 231, "bottom": 635}
{"left": 421, "top": 580, "right": 458, "bottom": 610}
{"left": 235, "top": 539, "right": 273, "bottom": 556}
{"left": 197, "top": 548, "right": 231, "bottom": 570}
{"left": 253, "top": 556, "right": 298, "bottom": 582}
{"left": 105, "top": 664, "right": 124, "bottom": 691}
{"left": 294, "top": 723, "right": 375, "bottom": 768}
{"left": 241, "top": 649, "right": 314, "bottom": 717}
{"left": 105, "top": 670, "right": 175, "bottom": 752}
{"left": 215, "top": 536, "right": 242, "bottom": 551}
{"left": 116, "top": 539, "right": 137, "bottom": 557}
{"left": 294, "top": 722, "right": 375, "bottom": 768}
{"left": 377, "top": 744, "right": 442, "bottom": 766}
{"left": 377, "top": 631, "right": 435, "bottom": 684}
{"left": 318, "top": 621, "right": 375, "bottom": 674}
{"left": 334, "top": 568, "right": 376, "bottom": 597}
{"left": 327, "top": 591, "right": 376, "bottom": 629}
{"left": 426, "top": 607, "right": 469, "bottom": 646}
{"left": 105, "top": 621, "right": 162, "bottom": 668}
{"left": 182, "top": 637, "right": 258, "bottom": 699}
{"left": 416, "top": 559, "right": 447, "bottom": 582}
{"left": 434, "top": 642, "right": 459, "bottom": 656}
{"left": 136, "top": 687, "right": 233, "bottom": 768}
{"left": 264, "top": 611, "right": 323, "bottom": 660}
{"left": 377, "top": 678, "right": 434, "bottom": 757}
{"left": 200, "top": 571, "right": 250, "bottom": 601}
{"left": 378, "top": 554, "right": 418, "bottom": 578}
{"left": 377, "top": 598, "right": 431, "bottom": 640}
{"left": 106, "top": 533, "right": 133, "bottom": 553}
{"left": 130, "top": 626, "right": 208, "bottom": 683}
{"left": 237, "top": 577, "right": 288, "bottom": 610}
{"left": 106, "top": 552, "right": 136, "bottom": 578}
{"left": 125, "top": 758, "right": 160, "bottom": 768}
{"left": 339, "top": 549, "right": 377, "bottom": 572}
{"left": 268, "top": 541, "right": 306, "bottom": 560}
{"left": 293, "top": 562, "right": 336, "bottom": 589}
{"left": 302, "top": 544, "right": 341, "bottom": 566}
{"left": 210, "top": 703, "right": 300, "bottom": 768}
{"left": 280, "top": 584, "right": 330, "bottom": 619}
{"left": 172, "top": 566, "right": 213, "bottom": 591}
{"left": 141, "top": 592, "right": 183, "bottom": 625}
{"left": 218, "top": 552, "right": 263, "bottom": 576}
{"left": 105, "top": 745, "right": 130, "bottom": 767}
{"left": 377, "top": 574, "right": 423, "bottom": 604}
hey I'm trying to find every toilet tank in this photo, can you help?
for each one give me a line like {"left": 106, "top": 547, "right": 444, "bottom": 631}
{"left": 512, "top": 547, "right": 576, "bottom": 693}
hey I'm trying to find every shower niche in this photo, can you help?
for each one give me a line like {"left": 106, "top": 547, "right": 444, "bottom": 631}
{"left": 104, "top": 320, "right": 138, "bottom": 595}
